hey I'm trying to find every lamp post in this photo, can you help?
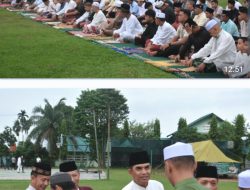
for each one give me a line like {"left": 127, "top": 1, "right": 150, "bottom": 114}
{"left": 241, "top": 136, "right": 249, "bottom": 169}
{"left": 56, "top": 134, "right": 63, "bottom": 163}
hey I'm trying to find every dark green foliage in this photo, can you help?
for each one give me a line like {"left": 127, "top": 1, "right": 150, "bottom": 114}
{"left": 177, "top": 117, "right": 187, "bottom": 131}
{"left": 123, "top": 119, "right": 130, "bottom": 138}
{"left": 209, "top": 115, "right": 218, "bottom": 140}
{"left": 153, "top": 119, "right": 161, "bottom": 139}
{"left": 74, "top": 89, "right": 129, "bottom": 167}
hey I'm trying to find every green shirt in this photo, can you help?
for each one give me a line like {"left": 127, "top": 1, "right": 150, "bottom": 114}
{"left": 175, "top": 178, "right": 209, "bottom": 190}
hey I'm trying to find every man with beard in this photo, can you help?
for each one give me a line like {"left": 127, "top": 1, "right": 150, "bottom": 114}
{"left": 26, "top": 162, "right": 51, "bottom": 190}
{"left": 122, "top": 151, "right": 164, "bottom": 190}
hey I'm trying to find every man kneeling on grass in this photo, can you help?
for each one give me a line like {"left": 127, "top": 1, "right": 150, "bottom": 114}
{"left": 122, "top": 151, "right": 164, "bottom": 190}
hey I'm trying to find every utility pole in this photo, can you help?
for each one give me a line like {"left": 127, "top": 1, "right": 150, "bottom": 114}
{"left": 93, "top": 109, "right": 101, "bottom": 180}
{"left": 107, "top": 105, "right": 111, "bottom": 180}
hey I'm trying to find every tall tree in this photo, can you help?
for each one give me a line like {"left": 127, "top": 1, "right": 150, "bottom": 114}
{"left": 74, "top": 89, "right": 129, "bottom": 167}
{"left": 209, "top": 115, "right": 218, "bottom": 140}
{"left": 123, "top": 119, "right": 130, "bottom": 138}
{"left": 28, "top": 98, "right": 68, "bottom": 157}
{"left": 177, "top": 117, "right": 188, "bottom": 131}
{"left": 233, "top": 114, "right": 246, "bottom": 156}
{"left": 2, "top": 126, "right": 17, "bottom": 146}
{"left": 13, "top": 110, "right": 32, "bottom": 142}
{"left": 153, "top": 119, "right": 161, "bottom": 139}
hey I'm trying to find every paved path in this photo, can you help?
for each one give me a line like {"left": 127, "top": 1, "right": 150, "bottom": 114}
{"left": 0, "top": 168, "right": 106, "bottom": 180}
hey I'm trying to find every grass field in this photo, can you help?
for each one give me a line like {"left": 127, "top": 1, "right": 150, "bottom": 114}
{"left": 0, "top": 9, "right": 176, "bottom": 78}
{"left": 0, "top": 168, "right": 238, "bottom": 190}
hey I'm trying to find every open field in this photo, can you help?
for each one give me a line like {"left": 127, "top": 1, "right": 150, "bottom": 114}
{"left": 0, "top": 9, "right": 175, "bottom": 78}
{"left": 0, "top": 168, "right": 238, "bottom": 190}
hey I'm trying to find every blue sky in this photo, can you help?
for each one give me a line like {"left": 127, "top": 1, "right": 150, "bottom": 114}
{"left": 0, "top": 88, "right": 249, "bottom": 139}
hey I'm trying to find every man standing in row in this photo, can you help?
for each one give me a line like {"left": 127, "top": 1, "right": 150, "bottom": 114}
{"left": 122, "top": 151, "right": 164, "bottom": 190}
{"left": 163, "top": 142, "right": 208, "bottom": 190}
{"left": 59, "top": 161, "right": 93, "bottom": 190}
{"left": 26, "top": 162, "right": 51, "bottom": 190}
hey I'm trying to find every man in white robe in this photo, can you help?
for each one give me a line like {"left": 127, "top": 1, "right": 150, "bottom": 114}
{"left": 122, "top": 151, "right": 164, "bottom": 190}
{"left": 186, "top": 19, "right": 237, "bottom": 72}
{"left": 113, "top": 3, "right": 143, "bottom": 42}
{"left": 144, "top": 12, "right": 176, "bottom": 55}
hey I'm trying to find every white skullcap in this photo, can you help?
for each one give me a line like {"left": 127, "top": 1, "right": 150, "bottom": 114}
{"left": 238, "top": 170, "right": 250, "bottom": 188}
{"left": 205, "top": 19, "right": 218, "bottom": 31}
{"left": 92, "top": 2, "right": 100, "bottom": 7}
{"left": 114, "top": 0, "right": 123, "bottom": 7}
{"left": 163, "top": 142, "right": 194, "bottom": 160}
{"left": 156, "top": 12, "right": 165, "bottom": 19}
{"left": 155, "top": 1, "right": 164, "bottom": 8}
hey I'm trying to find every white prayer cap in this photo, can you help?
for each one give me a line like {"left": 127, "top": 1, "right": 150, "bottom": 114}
{"left": 156, "top": 12, "right": 165, "bottom": 19}
{"left": 114, "top": 0, "right": 123, "bottom": 7}
{"left": 155, "top": 1, "right": 164, "bottom": 8}
{"left": 92, "top": 1, "right": 100, "bottom": 7}
{"left": 238, "top": 170, "right": 250, "bottom": 188}
{"left": 163, "top": 142, "right": 194, "bottom": 160}
{"left": 205, "top": 19, "right": 218, "bottom": 31}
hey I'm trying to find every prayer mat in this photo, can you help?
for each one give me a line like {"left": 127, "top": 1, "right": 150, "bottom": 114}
{"left": 7, "top": 7, "right": 24, "bottom": 11}
{"left": 53, "top": 23, "right": 74, "bottom": 29}
{"left": 34, "top": 16, "right": 52, "bottom": 22}
{"left": 95, "top": 39, "right": 122, "bottom": 43}
{"left": 164, "top": 66, "right": 196, "bottom": 72}
{"left": 0, "top": 4, "right": 11, "bottom": 7}
{"left": 145, "top": 60, "right": 179, "bottom": 67}
{"left": 44, "top": 21, "right": 61, "bottom": 26}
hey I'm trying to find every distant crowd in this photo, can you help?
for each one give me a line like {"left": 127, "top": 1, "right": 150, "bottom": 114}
{"left": 1, "top": 0, "right": 250, "bottom": 77}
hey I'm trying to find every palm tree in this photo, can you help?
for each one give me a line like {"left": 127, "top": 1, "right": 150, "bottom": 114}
{"left": 27, "top": 98, "right": 66, "bottom": 157}
{"left": 13, "top": 110, "right": 32, "bottom": 142}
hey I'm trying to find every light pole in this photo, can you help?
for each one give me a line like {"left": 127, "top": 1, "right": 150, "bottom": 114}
{"left": 56, "top": 134, "right": 63, "bottom": 163}
{"left": 241, "top": 136, "right": 249, "bottom": 169}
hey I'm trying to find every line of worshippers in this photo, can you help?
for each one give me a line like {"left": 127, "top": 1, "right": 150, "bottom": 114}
{"left": 26, "top": 161, "right": 93, "bottom": 190}
{"left": 8, "top": 0, "right": 249, "bottom": 77}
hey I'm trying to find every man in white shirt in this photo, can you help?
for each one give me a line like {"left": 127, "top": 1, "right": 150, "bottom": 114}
{"left": 122, "top": 151, "right": 164, "bottom": 190}
{"left": 186, "top": 19, "right": 236, "bottom": 72}
{"left": 26, "top": 162, "right": 51, "bottom": 190}
{"left": 113, "top": 3, "right": 143, "bottom": 42}
{"left": 84, "top": 2, "right": 107, "bottom": 34}
{"left": 238, "top": 6, "right": 248, "bottom": 37}
{"left": 193, "top": 4, "right": 208, "bottom": 26}
{"left": 144, "top": 12, "right": 176, "bottom": 55}
{"left": 73, "top": 2, "right": 92, "bottom": 27}
{"left": 56, "top": 0, "right": 77, "bottom": 18}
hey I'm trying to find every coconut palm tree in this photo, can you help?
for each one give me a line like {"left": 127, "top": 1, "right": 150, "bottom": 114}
{"left": 13, "top": 110, "right": 32, "bottom": 142}
{"left": 27, "top": 98, "right": 66, "bottom": 157}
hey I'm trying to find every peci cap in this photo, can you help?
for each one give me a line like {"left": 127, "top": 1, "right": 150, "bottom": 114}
{"left": 129, "top": 151, "right": 150, "bottom": 167}
{"left": 31, "top": 162, "right": 51, "bottom": 176}
{"left": 156, "top": 12, "right": 166, "bottom": 19}
{"left": 205, "top": 19, "right": 218, "bottom": 31}
{"left": 195, "top": 165, "right": 218, "bottom": 179}
{"left": 163, "top": 142, "right": 194, "bottom": 160}
{"left": 50, "top": 172, "right": 75, "bottom": 187}
{"left": 59, "top": 161, "right": 78, "bottom": 172}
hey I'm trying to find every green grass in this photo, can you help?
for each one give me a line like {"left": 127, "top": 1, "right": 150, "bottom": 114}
{"left": 0, "top": 168, "right": 238, "bottom": 190}
{"left": 0, "top": 9, "right": 175, "bottom": 78}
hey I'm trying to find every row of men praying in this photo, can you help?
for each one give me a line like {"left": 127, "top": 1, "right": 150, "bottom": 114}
{"left": 7, "top": 0, "right": 250, "bottom": 77}
{"left": 26, "top": 142, "right": 250, "bottom": 190}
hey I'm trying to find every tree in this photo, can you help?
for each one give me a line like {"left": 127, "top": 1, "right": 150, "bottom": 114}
{"left": 177, "top": 117, "right": 187, "bottom": 131}
{"left": 208, "top": 115, "right": 218, "bottom": 140}
{"left": 153, "top": 119, "right": 161, "bottom": 139}
{"left": 216, "top": 121, "right": 235, "bottom": 141}
{"left": 28, "top": 98, "right": 69, "bottom": 158}
{"left": 13, "top": 110, "right": 32, "bottom": 142}
{"left": 0, "top": 126, "right": 17, "bottom": 156}
{"left": 123, "top": 119, "right": 130, "bottom": 138}
{"left": 233, "top": 114, "right": 246, "bottom": 156}
{"left": 74, "top": 89, "right": 129, "bottom": 167}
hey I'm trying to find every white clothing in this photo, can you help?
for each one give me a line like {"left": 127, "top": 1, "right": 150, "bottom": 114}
{"left": 114, "top": 14, "right": 143, "bottom": 41}
{"left": 75, "top": 11, "right": 90, "bottom": 24}
{"left": 191, "top": 29, "right": 237, "bottom": 71}
{"left": 240, "top": 20, "right": 248, "bottom": 37}
{"left": 138, "top": 3, "right": 146, "bottom": 17}
{"left": 122, "top": 180, "right": 164, "bottom": 190}
{"left": 87, "top": 10, "right": 107, "bottom": 28}
{"left": 193, "top": 12, "right": 208, "bottom": 26}
{"left": 225, "top": 52, "right": 250, "bottom": 78}
{"left": 17, "top": 157, "right": 22, "bottom": 173}
{"left": 56, "top": 0, "right": 77, "bottom": 16}
{"left": 150, "top": 21, "right": 177, "bottom": 45}
{"left": 36, "top": 157, "right": 41, "bottom": 163}
{"left": 26, "top": 185, "right": 36, "bottom": 190}
{"left": 48, "top": 1, "right": 61, "bottom": 14}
